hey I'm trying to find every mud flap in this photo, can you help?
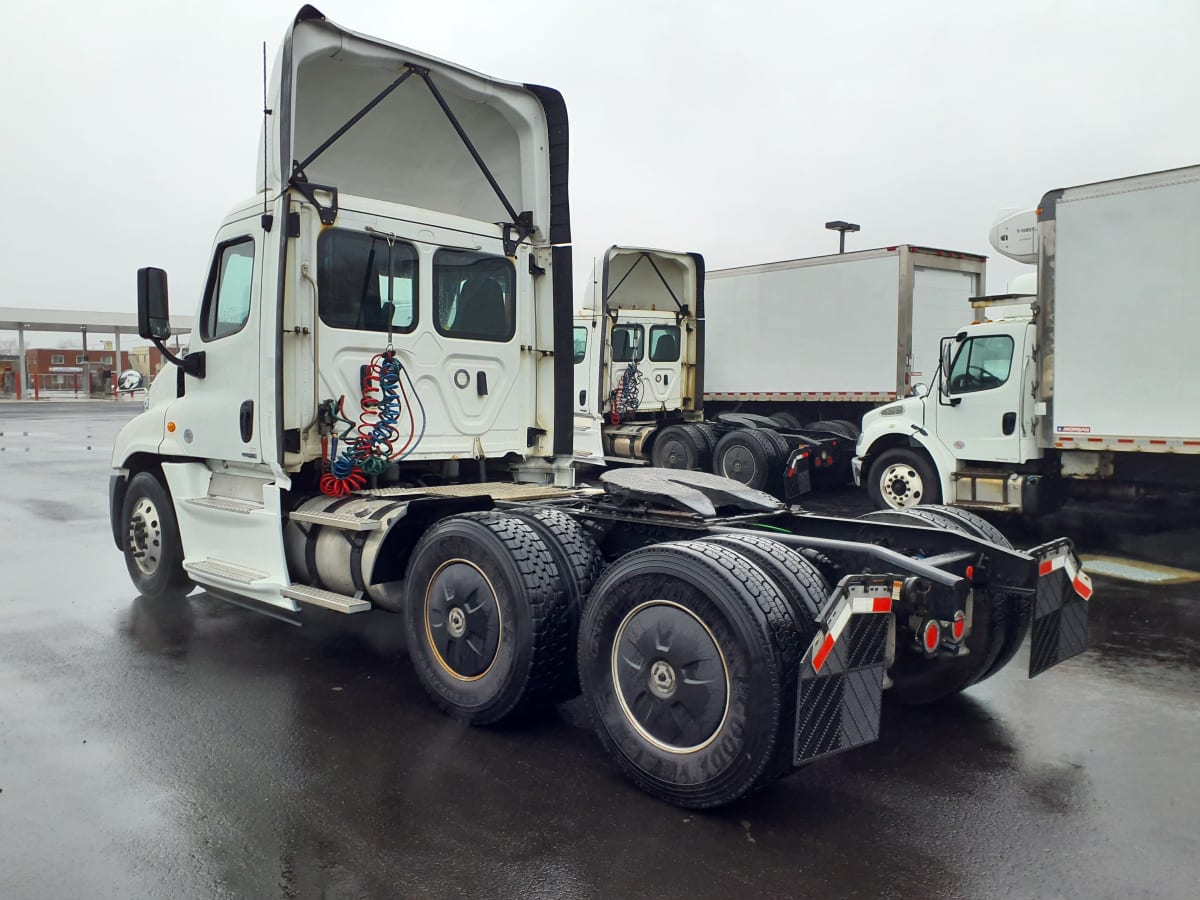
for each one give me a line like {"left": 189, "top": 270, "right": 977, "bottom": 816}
{"left": 1029, "top": 540, "right": 1093, "bottom": 678}
{"left": 794, "top": 578, "right": 895, "bottom": 766}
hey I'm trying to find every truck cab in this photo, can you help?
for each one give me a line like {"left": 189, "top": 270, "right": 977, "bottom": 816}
{"left": 572, "top": 246, "right": 704, "bottom": 464}
{"left": 110, "top": 6, "right": 573, "bottom": 609}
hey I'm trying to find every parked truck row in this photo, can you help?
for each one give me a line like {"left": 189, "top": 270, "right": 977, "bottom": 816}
{"left": 110, "top": 5, "right": 1092, "bottom": 808}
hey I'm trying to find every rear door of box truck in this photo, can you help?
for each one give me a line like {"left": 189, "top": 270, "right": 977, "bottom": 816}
{"left": 906, "top": 248, "right": 988, "bottom": 392}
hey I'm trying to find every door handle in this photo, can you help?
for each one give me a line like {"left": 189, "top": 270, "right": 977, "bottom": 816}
{"left": 476, "top": 371, "right": 488, "bottom": 396}
{"left": 1002, "top": 411, "right": 1016, "bottom": 435}
{"left": 240, "top": 400, "right": 254, "bottom": 443}
{"left": 579, "top": 389, "right": 587, "bottom": 406}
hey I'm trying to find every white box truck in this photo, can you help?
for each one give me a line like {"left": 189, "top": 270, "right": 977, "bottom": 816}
{"left": 704, "top": 246, "right": 987, "bottom": 419}
{"left": 106, "top": 5, "right": 1091, "bottom": 809}
{"left": 855, "top": 165, "right": 1200, "bottom": 514}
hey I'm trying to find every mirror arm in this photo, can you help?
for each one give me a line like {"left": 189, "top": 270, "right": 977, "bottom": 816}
{"left": 153, "top": 338, "right": 206, "bottom": 379}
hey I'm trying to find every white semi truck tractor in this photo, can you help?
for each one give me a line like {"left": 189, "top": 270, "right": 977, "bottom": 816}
{"left": 572, "top": 245, "right": 832, "bottom": 499}
{"left": 856, "top": 164, "right": 1200, "bottom": 514}
{"left": 108, "top": 5, "right": 1093, "bottom": 808}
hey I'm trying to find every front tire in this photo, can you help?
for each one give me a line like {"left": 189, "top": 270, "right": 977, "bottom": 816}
{"left": 867, "top": 447, "right": 941, "bottom": 509}
{"left": 578, "top": 540, "right": 801, "bottom": 808}
{"left": 121, "top": 472, "right": 190, "bottom": 599}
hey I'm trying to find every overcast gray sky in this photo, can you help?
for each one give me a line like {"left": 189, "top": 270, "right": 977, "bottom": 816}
{"left": 3, "top": 0, "right": 1199, "bottom": 326}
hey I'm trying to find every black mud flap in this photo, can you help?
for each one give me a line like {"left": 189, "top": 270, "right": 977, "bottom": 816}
{"left": 794, "top": 577, "right": 896, "bottom": 766}
{"left": 782, "top": 449, "right": 813, "bottom": 503}
{"left": 1029, "top": 540, "right": 1093, "bottom": 678}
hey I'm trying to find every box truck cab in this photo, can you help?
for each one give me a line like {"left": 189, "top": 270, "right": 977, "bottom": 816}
{"left": 857, "top": 165, "right": 1200, "bottom": 513}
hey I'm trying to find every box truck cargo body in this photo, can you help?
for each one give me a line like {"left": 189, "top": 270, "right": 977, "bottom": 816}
{"left": 856, "top": 164, "right": 1200, "bottom": 513}
{"left": 704, "top": 246, "right": 987, "bottom": 414}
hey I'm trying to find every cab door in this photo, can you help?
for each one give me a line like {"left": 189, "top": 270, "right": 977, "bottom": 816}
{"left": 935, "top": 326, "right": 1028, "bottom": 463}
{"left": 161, "top": 216, "right": 266, "bottom": 467}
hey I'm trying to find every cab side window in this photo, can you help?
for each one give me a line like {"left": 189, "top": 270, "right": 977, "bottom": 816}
{"left": 948, "top": 335, "right": 1014, "bottom": 393}
{"left": 573, "top": 326, "right": 588, "bottom": 364}
{"left": 611, "top": 324, "right": 644, "bottom": 362}
{"left": 434, "top": 250, "right": 516, "bottom": 342}
{"left": 648, "top": 325, "right": 681, "bottom": 362}
{"left": 201, "top": 237, "right": 255, "bottom": 341}
{"left": 317, "top": 229, "right": 418, "bottom": 333}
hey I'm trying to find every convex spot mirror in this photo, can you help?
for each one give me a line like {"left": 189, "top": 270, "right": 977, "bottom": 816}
{"left": 909, "top": 382, "right": 929, "bottom": 398}
{"left": 137, "top": 267, "right": 172, "bottom": 341}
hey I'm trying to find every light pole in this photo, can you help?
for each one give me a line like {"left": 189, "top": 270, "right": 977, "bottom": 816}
{"left": 825, "top": 220, "right": 861, "bottom": 254}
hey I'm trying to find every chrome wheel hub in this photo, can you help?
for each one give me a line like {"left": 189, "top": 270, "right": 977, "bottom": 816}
{"left": 128, "top": 496, "right": 163, "bottom": 576}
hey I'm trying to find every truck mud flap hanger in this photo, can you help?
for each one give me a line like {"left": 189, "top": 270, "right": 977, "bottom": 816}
{"left": 286, "top": 63, "right": 534, "bottom": 255}
{"left": 1028, "top": 539, "right": 1092, "bottom": 677}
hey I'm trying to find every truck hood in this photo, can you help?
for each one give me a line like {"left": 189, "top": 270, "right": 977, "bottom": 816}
{"left": 258, "top": 5, "right": 569, "bottom": 244}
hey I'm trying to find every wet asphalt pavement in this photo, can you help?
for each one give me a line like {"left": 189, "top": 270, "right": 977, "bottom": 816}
{"left": 1, "top": 402, "right": 1198, "bottom": 899}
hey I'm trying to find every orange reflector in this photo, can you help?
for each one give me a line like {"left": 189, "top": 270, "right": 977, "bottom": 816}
{"left": 923, "top": 620, "right": 940, "bottom": 653}
{"left": 951, "top": 612, "right": 965, "bottom": 641}
{"left": 965, "top": 565, "right": 975, "bottom": 579}
{"left": 166, "top": 421, "right": 176, "bottom": 433}
{"left": 812, "top": 633, "right": 836, "bottom": 673}
{"left": 872, "top": 597, "right": 892, "bottom": 613}
{"left": 1039, "top": 559, "right": 1054, "bottom": 576}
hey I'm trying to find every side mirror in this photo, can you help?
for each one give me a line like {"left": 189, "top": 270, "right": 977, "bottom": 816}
{"left": 939, "top": 337, "right": 955, "bottom": 393}
{"left": 137, "top": 268, "right": 172, "bottom": 341}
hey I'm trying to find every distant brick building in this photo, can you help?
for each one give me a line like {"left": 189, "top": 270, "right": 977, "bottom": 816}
{"left": 24, "top": 347, "right": 130, "bottom": 390}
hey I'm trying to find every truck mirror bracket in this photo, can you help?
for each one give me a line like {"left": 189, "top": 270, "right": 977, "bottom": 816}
{"left": 154, "top": 338, "right": 206, "bottom": 379}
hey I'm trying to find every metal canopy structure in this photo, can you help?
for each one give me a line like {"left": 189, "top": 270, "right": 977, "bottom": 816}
{"left": 0, "top": 307, "right": 194, "bottom": 399}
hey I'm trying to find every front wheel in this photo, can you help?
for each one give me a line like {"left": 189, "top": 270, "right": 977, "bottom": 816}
{"left": 121, "top": 472, "right": 191, "bottom": 599}
{"left": 866, "top": 447, "right": 941, "bottom": 509}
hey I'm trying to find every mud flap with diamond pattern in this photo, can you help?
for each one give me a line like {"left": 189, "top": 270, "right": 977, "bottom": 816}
{"left": 1029, "top": 540, "right": 1092, "bottom": 678}
{"left": 794, "top": 578, "right": 894, "bottom": 766}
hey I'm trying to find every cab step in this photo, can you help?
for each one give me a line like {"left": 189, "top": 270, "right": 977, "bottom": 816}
{"left": 282, "top": 584, "right": 372, "bottom": 614}
{"left": 184, "top": 558, "right": 270, "bottom": 585}
{"left": 185, "top": 496, "right": 263, "bottom": 514}
{"left": 288, "top": 509, "right": 382, "bottom": 531}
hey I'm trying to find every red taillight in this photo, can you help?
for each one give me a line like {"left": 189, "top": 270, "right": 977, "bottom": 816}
{"left": 922, "top": 620, "right": 940, "bottom": 654}
{"left": 951, "top": 611, "right": 965, "bottom": 641}
{"left": 965, "top": 564, "right": 975, "bottom": 580}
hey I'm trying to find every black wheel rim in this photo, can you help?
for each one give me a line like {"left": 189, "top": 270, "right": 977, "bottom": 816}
{"left": 719, "top": 443, "right": 756, "bottom": 484}
{"left": 611, "top": 600, "right": 730, "bottom": 753}
{"left": 658, "top": 436, "right": 688, "bottom": 468}
{"left": 425, "top": 559, "right": 502, "bottom": 680}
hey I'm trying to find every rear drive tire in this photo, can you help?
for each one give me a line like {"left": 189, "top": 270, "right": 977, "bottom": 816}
{"left": 690, "top": 422, "right": 719, "bottom": 458}
{"left": 713, "top": 428, "right": 780, "bottom": 492}
{"left": 651, "top": 424, "right": 708, "bottom": 470}
{"left": 857, "top": 510, "right": 1008, "bottom": 704}
{"left": 508, "top": 507, "right": 606, "bottom": 701}
{"left": 701, "top": 533, "right": 826, "bottom": 629}
{"left": 402, "top": 512, "right": 573, "bottom": 724}
{"left": 578, "top": 540, "right": 801, "bottom": 808}
{"left": 918, "top": 505, "right": 1030, "bottom": 685}
{"left": 867, "top": 447, "right": 941, "bottom": 509}
{"left": 121, "top": 472, "right": 191, "bottom": 600}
